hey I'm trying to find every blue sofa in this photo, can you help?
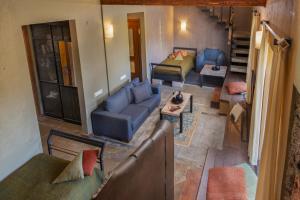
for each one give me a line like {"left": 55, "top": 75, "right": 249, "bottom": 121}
{"left": 91, "top": 80, "right": 161, "bottom": 142}
{"left": 196, "top": 48, "right": 226, "bottom": 72}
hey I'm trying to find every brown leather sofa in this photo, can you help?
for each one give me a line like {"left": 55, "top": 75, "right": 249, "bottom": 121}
{"left": 95, "top": 120, "right": 174, "bottom": 200}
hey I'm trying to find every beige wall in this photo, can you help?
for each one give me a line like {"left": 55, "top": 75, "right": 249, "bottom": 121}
{"left": 174, "top": 7, "right": 228, "bottom": 56}
{"left": 174, "top": 7, "right": 252, "bottom": 59}
{"left": 233, "top": 7, "right": 252, "bottom": 32}
{"left": 0, "top": 0, "right": 107, "bottom": 180}
{"left": 103, "top": 5, "right": 174, "bottom": 92}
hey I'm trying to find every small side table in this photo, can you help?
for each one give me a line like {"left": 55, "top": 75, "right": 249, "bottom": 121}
{"left": 200, "top": 64, "right": 228, "bottom": 87}
{"left": 160, "top": 92, "right": 193, "bottom": 133}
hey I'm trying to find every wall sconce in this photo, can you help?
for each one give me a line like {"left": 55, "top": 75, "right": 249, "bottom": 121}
{"left": 255, "top": 30, "right": 263, "bottom": 49}
{"left": 180, "top": 20, "right": 187, "bottom": 32}
{"left": 105, "top": 23, "right": 114, "bottom": 39}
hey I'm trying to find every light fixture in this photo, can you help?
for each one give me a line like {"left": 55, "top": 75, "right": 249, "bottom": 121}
{"left": 255, "top": 30, "right": 263, "bottom": 49}
{"left": 104, "top": 23, "right": 114, "bottom": 39}
{"left": 180, "top": 20, "right": 187, "bottom": 32}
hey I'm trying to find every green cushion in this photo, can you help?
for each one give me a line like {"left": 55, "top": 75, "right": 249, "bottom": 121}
{"left": 0, "top": 154, "right": 104, "bottom": 200}
{"left": 52, "top": 152, "right": 84, "bottom": 184}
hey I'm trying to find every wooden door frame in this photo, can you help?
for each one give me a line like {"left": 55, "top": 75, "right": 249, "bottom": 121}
{"left": 128, "top": 18, "right": 143, "bottom": 81}
{"left": 21, "top": 20, "right": 88, "bottom": 131}
{"left": 22, "top": 26, "right": 43, "bottom": 117}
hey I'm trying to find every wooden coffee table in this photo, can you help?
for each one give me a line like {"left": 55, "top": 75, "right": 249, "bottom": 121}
{"left": 160, "top": 92, "right": 193, "bottom": 133}
{"left": 200, "top": 64, "right": 228, "bottom": 87}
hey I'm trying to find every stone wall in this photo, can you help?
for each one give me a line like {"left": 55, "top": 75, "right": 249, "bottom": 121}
{"left": 282, "top": 88, "right": 300, "bottom": 199}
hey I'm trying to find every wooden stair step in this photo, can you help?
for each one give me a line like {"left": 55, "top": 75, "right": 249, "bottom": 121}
{"left": 232, "top": 49, "right": 249, "bottom": 55}
{"left": 230, "top": 65, "right": 247, "bottom": 74}
{"left": 233, "top": 40, "right": 250, "bottom": 46}
{"left": 233, "top": 31, "right": 251, "bottom": 39}
{"left": 231, "top": 57, "right": 248, "bottom": 63}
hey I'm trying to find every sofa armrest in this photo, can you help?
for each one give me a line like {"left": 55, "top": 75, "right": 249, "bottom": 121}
{"left": 196, "top": 51, "right": 205, "bottom": 72}
{"left": 151, "top": 84, "right": 161, "bottom": 95}
{"left": 91, "top": 110, "right": 133, "bottom": 142}
{"left": 216, "top": 52, "right": 226, "bottom": 66}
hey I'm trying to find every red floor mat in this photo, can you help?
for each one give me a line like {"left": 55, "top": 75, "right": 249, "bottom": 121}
{"left": 207, "top": 167, "right": 247, "bottom": 200}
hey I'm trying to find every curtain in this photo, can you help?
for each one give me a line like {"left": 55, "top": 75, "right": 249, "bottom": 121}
{"left": 246, "top": 12, "right": 260, "bottom": 104}
{"left": 258, "top": 43, "right": 273, "bottom": 157}
{"left": 256, "top": 36, "right": 292, "bottom": 200}
{"left": 248, "top": 26, "right": 268, "bottom": 165}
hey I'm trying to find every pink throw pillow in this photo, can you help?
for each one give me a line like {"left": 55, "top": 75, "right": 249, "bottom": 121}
{"left": 226, "top": 82, "right": 247, "bottom": 95}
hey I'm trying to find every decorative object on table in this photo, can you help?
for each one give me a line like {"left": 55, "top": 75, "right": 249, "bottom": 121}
{"left": 161, "top": 92, "right": 193, "bottom": 133}
{"left": 169, "top": 105, "right": 181, "bottom": 112}
{"left": 212, "top": 65, "right": 220, "bottom": 71}
{"left": 200, "top": 64, "right": 228, "bottom": 87}
{"left": 172, "top": 91, "right": 184, "bottom": 105}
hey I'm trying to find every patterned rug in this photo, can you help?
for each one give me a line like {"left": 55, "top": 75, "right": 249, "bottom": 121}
{"left": 163, "top": 104, "right": 201, "bottom": 147}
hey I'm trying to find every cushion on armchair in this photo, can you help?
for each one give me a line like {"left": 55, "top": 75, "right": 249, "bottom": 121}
{"left": 196, "top": 48, "right": 225, "bottom": 72}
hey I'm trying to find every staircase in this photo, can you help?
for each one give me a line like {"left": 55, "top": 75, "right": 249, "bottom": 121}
{"left": 201, "top": 7, "right": 251, "bottom": 74}
{"left": 201, "top": 7, "right": 231, "bottom": 26}
{"left": 230, "top": 32, "right": 250, "bottom": 73}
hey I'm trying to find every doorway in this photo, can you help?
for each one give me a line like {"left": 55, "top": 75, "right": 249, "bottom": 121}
{"left": 127, "top": 13, "right": 146, "bottom": 81}
{"left": 128, "top": 19, "right": 142, "bottom": 80}
{"left": 24, "top": 21, "right": 82, "bottom": 125}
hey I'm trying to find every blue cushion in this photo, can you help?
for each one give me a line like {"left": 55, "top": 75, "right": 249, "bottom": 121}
{"left": 137, "top": 94, "right": 160, "bottom": 112}
{"left": 205, "top": 48, "right": 219, "bottom": 61}
{"left": 105, "top": 88, "right": 129, "bottom": 113}
{"left": 132, "top": 77, "right": 140, "bottom": 86}
{"left": 121, "top": 104, "right": 149, "bottom": 130}
{"left": 204, "top": 60, "right": 217, "bottom": 66}
{"left": 132, "top": 80, "right": 153, "bottom": 104}
{"left": 123, "top": 82, "right": 134, "bottom": 103}
{"left": 196, "top": 48, "right": 226, "bottom": 72}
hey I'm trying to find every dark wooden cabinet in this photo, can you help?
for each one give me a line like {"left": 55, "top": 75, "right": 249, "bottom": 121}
{"left": 31, "top": 21, "right": 81, "bottom": 124}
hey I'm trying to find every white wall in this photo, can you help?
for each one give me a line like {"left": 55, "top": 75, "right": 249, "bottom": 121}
{"left": 0, "top": 0, "right": 107, "bottom": 180}
{"left": 103, "top": 5, "right": 174, "bottom": 92}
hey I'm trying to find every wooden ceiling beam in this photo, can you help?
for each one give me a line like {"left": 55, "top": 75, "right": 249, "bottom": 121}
{"left": 101, "top": 0, "right": 266, "bottom": 6}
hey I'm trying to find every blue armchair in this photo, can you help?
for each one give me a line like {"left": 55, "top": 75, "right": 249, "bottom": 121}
{"left": 196, "top": 48, "right": 226, "bottom": 72}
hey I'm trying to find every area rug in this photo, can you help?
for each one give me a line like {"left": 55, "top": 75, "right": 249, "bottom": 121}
{"left": 207, "top": 167, "right": 247, "bottom": 200}
{"left": 237, "top": 163, "right": 257, "bottom": 200}
{"left": 163, "top": 104, "right": 202, "bottom": 147}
